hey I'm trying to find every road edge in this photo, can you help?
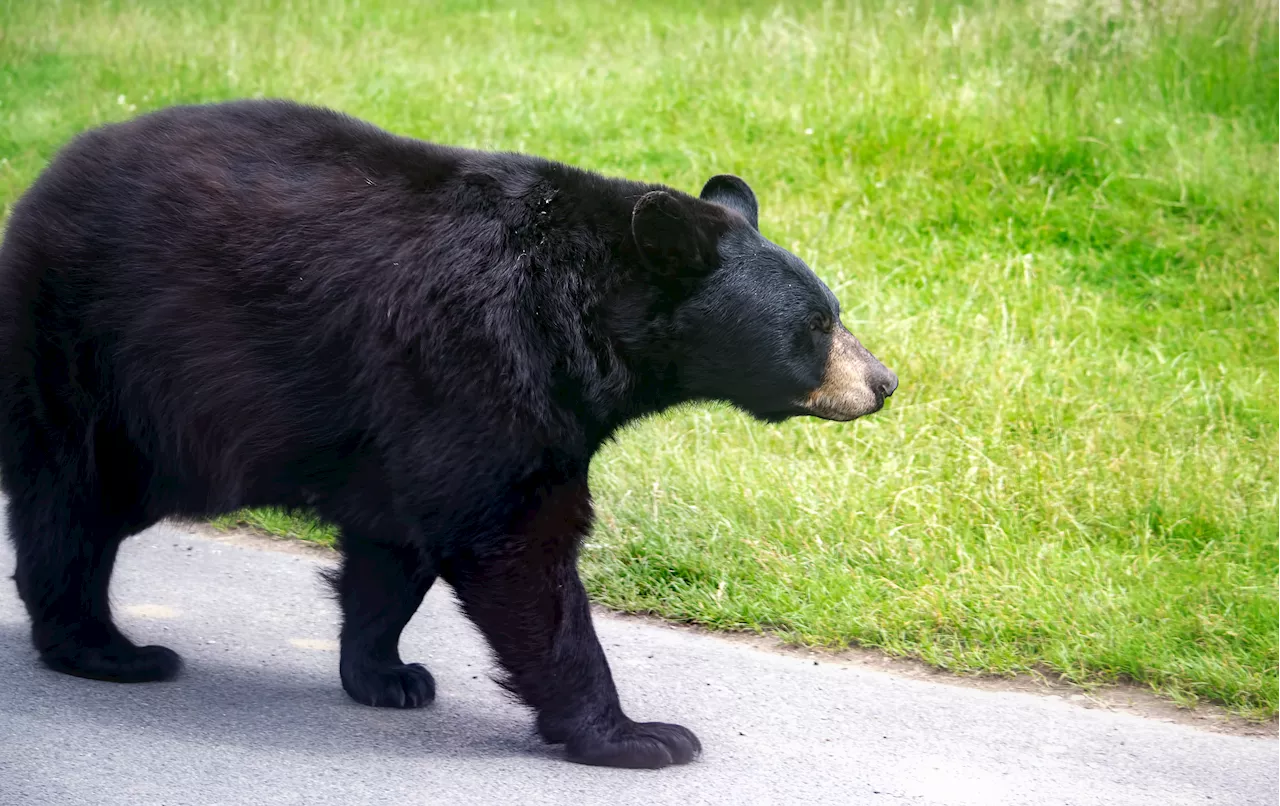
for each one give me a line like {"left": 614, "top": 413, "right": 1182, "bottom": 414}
{"left": 187, "top": 520, "right": 1278, "bottom": 740}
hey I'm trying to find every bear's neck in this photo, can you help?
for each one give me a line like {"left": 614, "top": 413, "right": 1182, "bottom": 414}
{"left": 514, "top": 174, "right": 695, "bottom": 450}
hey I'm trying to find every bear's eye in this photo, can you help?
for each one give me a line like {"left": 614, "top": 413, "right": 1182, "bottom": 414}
{"left": 808, "top": 313, "right": 833, "bottom": 334}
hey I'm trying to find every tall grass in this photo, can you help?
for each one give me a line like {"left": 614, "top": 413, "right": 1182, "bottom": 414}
{"left": 2, "top": 0, "right": 1276, "bottom": 716}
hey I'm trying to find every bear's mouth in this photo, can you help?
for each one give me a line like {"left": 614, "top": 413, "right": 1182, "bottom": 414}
{"left": 796, "top": 391, "right": 885, "bottom": 422}
{"left": 757, "top": 392, "right": 885, "bottom": 423}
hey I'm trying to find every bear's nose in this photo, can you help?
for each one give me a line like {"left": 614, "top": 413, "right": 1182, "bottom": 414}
{"left": 875, "top": 372, "right": 898, "bottom": 400}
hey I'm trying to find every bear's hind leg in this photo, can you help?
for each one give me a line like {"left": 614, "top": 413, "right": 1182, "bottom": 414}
{"left": 9, "top": 494, "right": 179, "bottom": 683}
{"left": 330, "top": 535, "right": 437, "bottom": 709}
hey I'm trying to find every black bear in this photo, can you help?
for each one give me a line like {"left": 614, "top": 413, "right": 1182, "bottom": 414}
{"left": 0, "top": 100, "right": 897, "bottom": 769}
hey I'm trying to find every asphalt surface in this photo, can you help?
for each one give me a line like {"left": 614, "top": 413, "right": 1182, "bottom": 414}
{"left": 0, "top": 523, "right": 1275, "bottom": 806}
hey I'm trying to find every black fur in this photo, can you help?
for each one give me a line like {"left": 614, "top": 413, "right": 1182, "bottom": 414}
{"left": 0, "top": 100, "right": 878, "bottom": 769}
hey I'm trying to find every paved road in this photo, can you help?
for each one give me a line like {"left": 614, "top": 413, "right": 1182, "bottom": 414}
{"left": 0, "top": 524, "right": 1275, "bottom": 806}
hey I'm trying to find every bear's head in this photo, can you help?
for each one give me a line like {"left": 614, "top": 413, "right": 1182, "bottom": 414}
{"left": 631, "top": 175, "right": 897, "bottom": 423}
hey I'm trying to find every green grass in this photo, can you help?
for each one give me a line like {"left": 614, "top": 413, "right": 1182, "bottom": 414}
{"left": 2, "top": 0, "right": 1276, "bottom": 717}
{"left": 214, "top": 509, "right": 339, "bottom": 547}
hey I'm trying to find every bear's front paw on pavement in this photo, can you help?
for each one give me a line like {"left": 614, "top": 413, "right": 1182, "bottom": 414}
{"left": 565, "top": 720, "right": 702, "bottom": 769}
{"left": 341, "top": 661, "right": 436, "bottom": 709}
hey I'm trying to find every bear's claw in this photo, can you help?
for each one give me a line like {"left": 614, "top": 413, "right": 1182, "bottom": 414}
{"left": 565, "top": 720, "right": 702, "bottom": 769}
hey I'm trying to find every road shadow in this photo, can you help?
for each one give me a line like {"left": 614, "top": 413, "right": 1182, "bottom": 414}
{"left": 0, "top": 621, "right": 554, "bottom": 763}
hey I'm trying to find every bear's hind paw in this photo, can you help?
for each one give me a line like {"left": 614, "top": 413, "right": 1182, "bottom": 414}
{"left": 341, "top": 661, "right": 436, "bottom": 709}
{"left": 41, "top": 641, "right": 183, "bottom": 683}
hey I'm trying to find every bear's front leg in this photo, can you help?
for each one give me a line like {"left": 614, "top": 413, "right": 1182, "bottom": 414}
{"left": 443, "top": 481, "right": 700, "bottom": 769}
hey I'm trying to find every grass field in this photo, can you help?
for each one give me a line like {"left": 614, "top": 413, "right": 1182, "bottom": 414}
{"left": 2, "top": 0, "right": 1276, "bottom": 717}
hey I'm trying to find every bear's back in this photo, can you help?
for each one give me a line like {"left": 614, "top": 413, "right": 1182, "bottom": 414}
{"left": 0, "top": 101, "right": 629, "bottom": 506}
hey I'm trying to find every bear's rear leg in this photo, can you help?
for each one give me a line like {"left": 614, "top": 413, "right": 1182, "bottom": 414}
{"left": 9, "top": 498, "right": 180, "bottom": 683}
{"left": 331, "top": 536, "right": 437, "bottom": 708}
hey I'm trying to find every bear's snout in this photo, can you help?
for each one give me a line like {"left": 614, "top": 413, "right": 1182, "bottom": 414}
{"left": 798, "top": 326, "right": 896, "bottom": 422}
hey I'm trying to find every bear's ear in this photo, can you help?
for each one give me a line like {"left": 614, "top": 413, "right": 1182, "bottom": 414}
{"left": 631, "top": 190, "right": 719, "bottom": 289}
{"left": 699, "top": 174, "right": 758, "bottom": 230}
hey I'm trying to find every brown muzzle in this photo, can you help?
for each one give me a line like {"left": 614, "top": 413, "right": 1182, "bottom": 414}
{"left": 798, "top": 325, "right": 897, "bottom": 421}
